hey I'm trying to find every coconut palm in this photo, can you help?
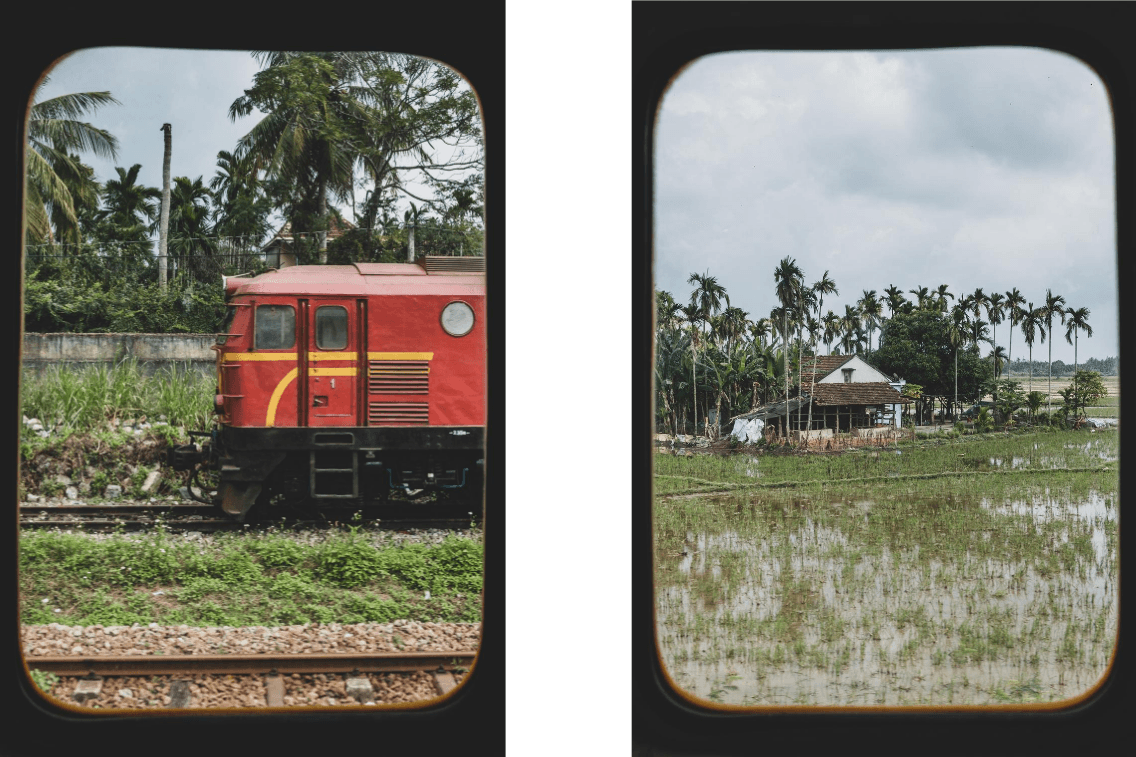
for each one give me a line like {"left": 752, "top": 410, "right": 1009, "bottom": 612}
{"left": 25, "top": 76, "right": 120, "bottom": 244}
{"left": 1064, "top": 306, "right": 1093, "bottom": 411}
{"left": 230, "top": 53, "right": 360, "bottom": 263}
{"left": 858, "top": 289, "right": 883, "bottom": 352}
{"left": 1004, "top": 287, "right": 1026, "bottom": 377}
{"left": 946, "top": 305, "right": 969, "bottom": 418}
{"left": 773, "top": 257, "right": 804, "bottom": 437}
{"left": 1042, "top": 289, "right": 1067, "bottom": 413}
{"left": 1019, "top": 303, "right": 1046, "bottom": 395}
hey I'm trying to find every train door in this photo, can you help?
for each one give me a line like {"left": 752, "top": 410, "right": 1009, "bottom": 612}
{"left": 303, "top": 299, "right": 362, "bottom": 427}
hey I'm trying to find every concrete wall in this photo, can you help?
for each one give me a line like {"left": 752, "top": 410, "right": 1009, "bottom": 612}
{"left": 22, "top": 333, "right": 216, "bottom": 376}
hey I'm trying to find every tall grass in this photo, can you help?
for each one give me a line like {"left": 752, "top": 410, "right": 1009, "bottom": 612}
{"left": 21, "top": 359, "right": 214, "bottom": 434}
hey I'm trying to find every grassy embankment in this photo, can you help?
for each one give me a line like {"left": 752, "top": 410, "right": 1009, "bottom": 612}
{"left": 20, "top": 360, "right": 214, "bottom": 498}
{"left": 654, "top": 428, "right": 1119, "bottom": 705}
{"left": 21, "top": 524, "right": 483, "bottom": 627}
{"left": 19, "top": 361, "right": 484, "bottom": 628}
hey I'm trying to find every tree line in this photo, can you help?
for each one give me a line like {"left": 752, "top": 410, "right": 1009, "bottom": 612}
{"left": 656, "top": 258, "right": 1099, "bottom": 436}
{"left": 24, "top": 52, "right": 484, "bottom": 333}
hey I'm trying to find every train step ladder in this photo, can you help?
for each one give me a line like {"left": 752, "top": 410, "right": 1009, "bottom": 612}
{"left": 309, "top": 450, "right": 359, "bottom": 498}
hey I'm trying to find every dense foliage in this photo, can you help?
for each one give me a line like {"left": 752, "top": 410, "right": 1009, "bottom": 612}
{"left": 25, "top": 52, "right": 485, "bottom": 334}
{"left": 874, "top": 310, "right": 993, "bottom": 406}
{"left": 21, "top": 528, "right": 483, "bottom": 626}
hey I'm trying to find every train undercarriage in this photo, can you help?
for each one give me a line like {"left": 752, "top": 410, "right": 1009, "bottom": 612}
{"left": 170, "top": 426, "right": 484, "bottom": 522}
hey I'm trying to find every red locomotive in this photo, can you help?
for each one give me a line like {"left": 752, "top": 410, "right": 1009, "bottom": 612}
{"left": 170, "top": 256, "right": 486, "bottom": 521}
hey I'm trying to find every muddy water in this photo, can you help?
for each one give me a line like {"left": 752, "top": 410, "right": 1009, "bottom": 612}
{"left": 656, "top": 491, "right": 1119, "bottom": 706}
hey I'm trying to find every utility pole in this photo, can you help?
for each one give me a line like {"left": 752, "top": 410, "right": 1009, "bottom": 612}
{"left": 159, "top": 123, "right": 171, "bottom": 292}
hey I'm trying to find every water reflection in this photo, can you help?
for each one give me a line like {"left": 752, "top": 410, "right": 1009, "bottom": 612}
{"left": 657, "top": 490, "right": 1119, "bottom": 706}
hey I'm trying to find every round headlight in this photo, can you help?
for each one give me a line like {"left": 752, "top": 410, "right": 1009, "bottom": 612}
{"left": 441, "top": 301, "right": 475, "bottom": 336}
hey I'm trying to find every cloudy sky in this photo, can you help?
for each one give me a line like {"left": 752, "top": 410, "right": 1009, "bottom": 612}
{"left": 31, "top": 47, "right": 477, "bottom": 244}
{"left": 654, "top": 47, "right": 1118, "bottom": 365}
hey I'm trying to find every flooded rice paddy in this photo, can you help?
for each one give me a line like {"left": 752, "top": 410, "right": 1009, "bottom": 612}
{"left": 655, "top": 429, "right": 1119, "bottom": 706}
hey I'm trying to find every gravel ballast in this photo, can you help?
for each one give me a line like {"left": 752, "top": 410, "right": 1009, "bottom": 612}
{"left": 23, "top": 620, "right": 480, "bottom": 657}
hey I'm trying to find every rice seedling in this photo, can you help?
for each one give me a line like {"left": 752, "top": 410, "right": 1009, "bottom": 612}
{"left": 655, "top": 427, "right": 1118, "bottom": 706}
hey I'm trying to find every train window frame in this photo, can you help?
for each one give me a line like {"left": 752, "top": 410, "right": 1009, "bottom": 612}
{"left": 315, "top": 305, "right": 348, "bottom": 350}
{"left": 254, "top": 304, "right": 296, "bottom": 350}
{"left": 440, "top": 300, "right": 476, "bottom": 337}
{"left": 634, "top": 4, "right": 1129, "bottom": 754}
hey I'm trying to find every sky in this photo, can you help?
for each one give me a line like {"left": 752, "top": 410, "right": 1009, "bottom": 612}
{"left": 31, "top": 47, "right": 479, "bottom": 245}
{"left": 654, "top": 47, "right": 1119, "bottom": 365}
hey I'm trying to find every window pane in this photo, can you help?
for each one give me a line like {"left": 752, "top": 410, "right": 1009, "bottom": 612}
{"left": 256, "top": 305, "right": 295, "bottom": 350}
{"left": 316, "top": 306, "right": 348, "bottom": 350}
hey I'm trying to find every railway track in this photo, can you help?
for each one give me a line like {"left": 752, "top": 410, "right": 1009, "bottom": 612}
{"left": 29, "top": 651, "right": 474, "bottom": 708}
{"left": 20, "top": 501, "right": 482, "bottom": 532}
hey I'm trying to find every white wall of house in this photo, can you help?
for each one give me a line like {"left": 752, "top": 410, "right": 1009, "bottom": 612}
{"left": 816, "top": 355, "right": 893, "bottom": 384}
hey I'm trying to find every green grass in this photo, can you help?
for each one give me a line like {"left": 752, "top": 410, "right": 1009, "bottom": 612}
{"left": 20, "top": 527, "right": 483, "bottom": 627}
{"left": 21, "top": 358, "right": 214, "bottom": 437}
{"left": 655, "top": 428, "right": 1116, "bottom": 498}
{"left": 654, "top": 428, "right": 1119, "bottom": 705}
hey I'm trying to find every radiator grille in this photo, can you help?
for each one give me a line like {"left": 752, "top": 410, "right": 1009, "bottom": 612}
{"left": 422, "top": 255, "right": 485, "bottom": 274}
{"left": 369, "top": 360, "right": 429, "bottom": 394}
{"left": 369, "top": 402, "right": 429, "bottom": 426}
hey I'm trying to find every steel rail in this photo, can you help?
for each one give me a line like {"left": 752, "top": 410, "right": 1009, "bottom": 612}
{"left": 27, "top": 651, "right": 475, "bottom": 677}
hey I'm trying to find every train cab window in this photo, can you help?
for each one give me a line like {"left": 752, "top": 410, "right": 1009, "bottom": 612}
{"left": 315, "top": 306, "right": 348, "bottom": 350}
{"left": 216, "top": 305, "right": 238, "bottom": 346}
{"left": 255, "top": 304, "right": 295, "bottom": 350}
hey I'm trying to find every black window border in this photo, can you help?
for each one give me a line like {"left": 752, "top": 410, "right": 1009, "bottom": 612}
{"left": 634, "top": 4, "right": 1133, "bottom": 756}
{"left": 255, "top": 304, "right": 296, "bottom": 351}
{"left": 14, "top": 22, "right": 502, "bottom": 756}
{"left": 315, "top": 305, "right": 349, "bottom": 351}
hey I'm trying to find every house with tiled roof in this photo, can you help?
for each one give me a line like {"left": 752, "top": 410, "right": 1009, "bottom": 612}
{"left": 734, "top": 354, "right": 911, "bottom": 437}
{"left": 260, "top": 217, "right": 356, "bottom": 268}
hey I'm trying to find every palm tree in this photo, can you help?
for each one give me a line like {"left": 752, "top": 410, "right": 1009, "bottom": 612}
{"left": 1019, "top": 303, "right": 1046, "bottom": 395}
{"left": 805, "top": 272, "right": 838, "bottom": 441}
{"left": 934, "top": 284, "right": 954, "bottom": 314}
{"left": 716, "top": 306, "right": 751, "bottom": 353}
{"left": 655, "top": 290, "right": 683, "bottom": 334}
{"left": 946, "top": 305, "right": 969, "bottom": 419}
{"left": 822, "top": 310, "right": 841, "bottom": 353}
{"left": 230, "top": 53, "right": 358, "bottom": 263}
{"left": 25, "top": 76, "right": 120, "bottom": 244}
{"left": 159, "top": 176, "right": 217, "bottom": 281}
{"left": 687, "top": 271, "right": 729, "bottom": 436}
{"left": 909, "top": 286, "right": 932, "bottom": 310}
{"left": 986, "top": 292, "right": 1005, "bottom": 362}
{"left": 749, "top": 318, "right": 772, "bottom": 351}
{"left": 858, "top": 290, "right": 883, "bottom": 352}
{"left": 839, "top": 304, "right": 863, "bottom": 355}
{"left": 969, "top": 288, "right": 988, "bottom": 334}
{"left": 101, "top": 164, "right": 160, "bottom": 231}
{"left": 773, "top": 257, "right": 804, "bottom": 437}
{"left": 1064, "top": 306, "right": 1093, "bottom": 413}
{"left": 883, "top": 285, "right": 907, "bottom": 319}
{"left": 680, "top": 303, "right": 703, "bottom": 435}
{"left": 1042, "top": 289, "right": 1067, "bottom": 413}
{"left": 1004, "top": 288, "right": 1026, "bottom": 377}
{"left": 989, "top": 346, "right": 1008, "bottom": 379}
